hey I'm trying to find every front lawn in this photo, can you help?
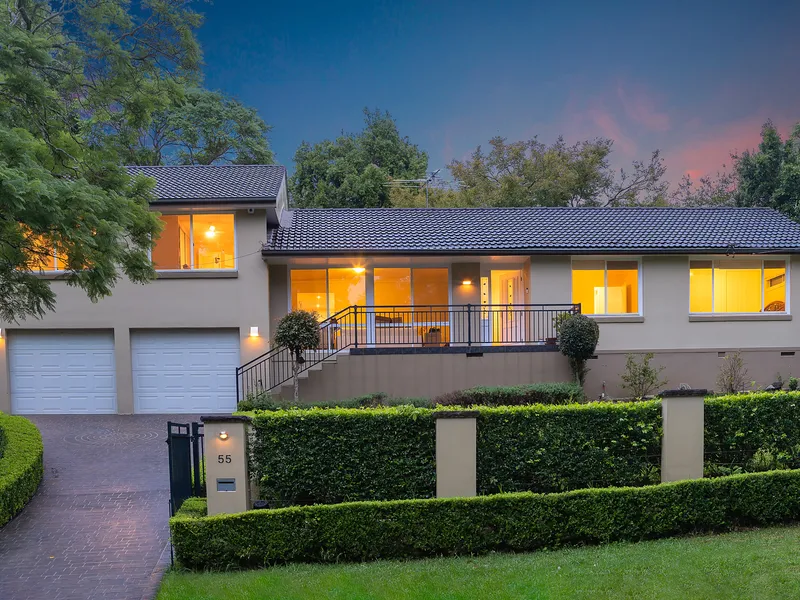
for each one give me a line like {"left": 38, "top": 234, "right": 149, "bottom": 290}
{"left": 158, "top": 525, "right": 800, "bottom": 600}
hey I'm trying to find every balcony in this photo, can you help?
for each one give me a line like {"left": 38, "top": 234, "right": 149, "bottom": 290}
{"left": 237, "top": 304, "right": 580, "bottom": 399}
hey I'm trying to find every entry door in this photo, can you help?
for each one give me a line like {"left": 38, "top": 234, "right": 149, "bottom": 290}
{"left": 487, "top": 269, "right": 525, "bottom": 343}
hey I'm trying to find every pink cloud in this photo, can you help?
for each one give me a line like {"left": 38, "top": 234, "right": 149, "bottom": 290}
{"left": 585, "top": 108, "right": 638, "bottom": 156}
{"left": 617, "top": 85, "right": 670, "bottom": 132}
{"left": 667, "top": 116, "right": 794, "bottom": 180}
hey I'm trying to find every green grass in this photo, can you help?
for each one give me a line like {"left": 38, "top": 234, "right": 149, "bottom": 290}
{"left": 158, "top": 525, "right": 800, "bottom": 600}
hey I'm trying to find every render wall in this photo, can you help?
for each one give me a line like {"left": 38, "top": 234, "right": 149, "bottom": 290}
{"left": 0, "top": 210, "right": 270, "bottom": 413}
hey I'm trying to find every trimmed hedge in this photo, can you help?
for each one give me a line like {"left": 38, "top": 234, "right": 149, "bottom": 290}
{"left": 432, "top": 382, "right": 585, "bottom": 406}
{"left": 705, "top": 392, "right": 800, "bottom": 474}
{"left": 477, "top": 401, "right": 661, "bottom": 493}
{"left": 0, "top": 413, "right": 44, "bottom": 527}
{"left": 238, "top": 392, "right": 430, "bottom": 412}
{"left": 250, "top": 406, "right": 437, "bottom": 506}
{"left": 249, "top": 402, "right": 661, "bottom": 506}
{"left": 170, "top": 469, "right": 800, "bottom": 570}
{"left": 0, "top": 423, "right": 6, "bottom": 459}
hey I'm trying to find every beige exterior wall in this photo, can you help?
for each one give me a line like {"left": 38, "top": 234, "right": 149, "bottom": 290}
{"left": 661, "top": 395, "right": 704, "bottom": 482}
{"left": 0, "top": 209, "right": 270, "bottom": 413}
{"left": 277, "top": 350, "right": 573, "bottom": 401}
{"left": 435, "top": 415, "right": 477, "bottom": 498}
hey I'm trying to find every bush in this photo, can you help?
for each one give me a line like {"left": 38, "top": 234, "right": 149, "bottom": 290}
{"left": 717, "top": 351, "right": 748, "bottom": 394}
{"left": 433, "top": 383, "right": 585, "bottom": 406}
{"left": 619, "top": 353, "right": 667, "bottom": 399}
{"left": 704, "top": 392, "right": 800, "bottom": 473}
{"left": 238, "top": 392, "right": 430, "bottom": 412}
{"left": 273, "top": 310, "right": 321, "bottom": 402}
{"left": 0, "top": 424, "right": 6, "bottom": 459}
{"left": 789, "top": 377, "right": 798, "bottom": 391}
{"left": 477, "top": 401, "right": 662, "bottom": 493}
{"left": 0, "top": 413, "right": 44, "bottom": 527}
{"left": 249, "top": 401, "right": 662, "bottom": 506}
{"left": 170, "top": 469, "right": 800, "bottom": 570}
{"left": 559, "top": 314, "right": 600, "bottom": 385}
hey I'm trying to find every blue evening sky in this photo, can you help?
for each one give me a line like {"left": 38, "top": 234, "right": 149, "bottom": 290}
{"left": 197, "top": 0, "right": 800, "bottom": 183}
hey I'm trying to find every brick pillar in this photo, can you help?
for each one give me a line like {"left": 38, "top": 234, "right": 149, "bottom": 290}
{"left": 434, "top": 411, "right": 478, "bottom": 498}
{"left": 661, "top": 390, "right": 706, "bottom": 483}
{"left": 202, "top": 415, "right": 252, "bottom": 516}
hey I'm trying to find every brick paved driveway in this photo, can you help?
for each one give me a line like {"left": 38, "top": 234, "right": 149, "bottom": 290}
{"left": 0, "top": 414, "right": 199, "bottom": 600}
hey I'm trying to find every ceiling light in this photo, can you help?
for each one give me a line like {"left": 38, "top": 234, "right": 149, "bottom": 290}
{"left": 353, "top": 266, "right": 365, "bottom": 274}
{"left": 205, "top": 225, "right": 216, "bottom": 239}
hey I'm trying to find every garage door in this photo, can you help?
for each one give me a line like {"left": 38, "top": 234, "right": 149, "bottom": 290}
{"left": 9, "top": 331, "right": 117, "bottom": 414}
{"left": 131, "top": 330, "right": 240, "bottom": 414}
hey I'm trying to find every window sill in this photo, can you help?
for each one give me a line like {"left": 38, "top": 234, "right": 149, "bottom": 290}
{"left": 589, "top": 315, "right": 644, "bottom": 323}
{"left": 156, "top": 270, "right": 239, "bottom": 279}
{"left": 689, "top": 314, "right": 792, "bottom": 322}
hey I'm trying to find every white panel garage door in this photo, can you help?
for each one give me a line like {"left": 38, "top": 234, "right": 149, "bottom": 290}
{"left": 131, "top": 330, "right": 240, "bottom": 414}
{"left": 9, "top": 331, "right": 117, "bottom": 414}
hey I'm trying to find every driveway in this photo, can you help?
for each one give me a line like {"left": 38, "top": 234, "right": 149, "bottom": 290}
{"left": 0, "top": 414, "right": 199, "bottom": 600}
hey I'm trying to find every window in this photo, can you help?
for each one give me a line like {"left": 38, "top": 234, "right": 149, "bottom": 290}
{"left": 151, "top": 213, "right": 235, "bottom": 270}
{"left": 572, "top": 259, "right": 639, "bottom": 315}
{"left": 373, "top": 268, "right": 449, "bottom": 306}
{"left": 689, "top": 259, "right": 787, "bottom": 314}
{"left": 26, "top": 235, "right": 58, "bottom": 271}
{"left": 290, "top": 268, "right": 367, "bottom": 319}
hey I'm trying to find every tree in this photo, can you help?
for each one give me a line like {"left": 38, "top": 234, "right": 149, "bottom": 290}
{"left": 115, "top": 88, "right": 275, "bottom": 166}
{"left": 291, "top": 108, "right": 428, "bottom": 208}
{"left": 734, "top": 121, "right": 800, "bottom": 220}
{"left": 670, "top": 171, "right": 736, "bottom": 207}
{"left": 448, "top": 136, "right": 667, "bottom": 207}
{"left": 273, "top": 310, "right": 321, "bottom": 402}
{"left": 0, "top": 0, "right": 202, "bottom": 322}
{"left": 558, "top": 314, "right": 600, "bottom": 386}
{"left": 620, "top": 353, "right": 668, "bottom": 399}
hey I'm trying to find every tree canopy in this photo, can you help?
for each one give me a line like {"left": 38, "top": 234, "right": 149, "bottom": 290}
{"left": 291, "top": 109, "right": 428, "bottom": 208}
{"left": 0, "top": 0, "right": 203, "bottom": 321}
{"left": 447, "top": 136, "right": 667, "bottom": 208}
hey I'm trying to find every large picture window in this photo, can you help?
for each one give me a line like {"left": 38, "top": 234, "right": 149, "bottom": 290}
{"left": 689, "top": 259, "right": 787, "bottom": 314}
{"left": 290, "top": 268, "right": 367, "bottom": 319}
{"left": 572, "top": 259, "right": 639, "bottom": 315}
{"left": 151, "top": 213, "right": 235, "bottom": 270}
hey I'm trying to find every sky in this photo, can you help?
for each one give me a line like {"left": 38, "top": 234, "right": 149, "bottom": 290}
{"left": 196, "top": 0, "right": 800, "bottom": 185}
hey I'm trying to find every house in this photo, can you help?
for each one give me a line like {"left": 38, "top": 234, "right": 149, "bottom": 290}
{"left": 2, "top": 164, "right": 800, "bottom": 414}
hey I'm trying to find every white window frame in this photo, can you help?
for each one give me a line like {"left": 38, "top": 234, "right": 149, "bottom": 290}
{"left": 688, "top": 256, "right": 790, "bottom": 315}
{"left": 570, "top": 257, "right": 644, "bottom": 316}
{"left": 151, "top": 211, "right": 237, "bottom": 272}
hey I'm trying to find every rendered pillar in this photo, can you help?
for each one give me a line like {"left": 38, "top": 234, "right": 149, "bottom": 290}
{"left": 202, "top": 415, "right": 252, "bottom": 516}
{"left": 661, "top": 391, "right": 705, "bottom": 483}
{"left": 434, "top": 411, "right": 478, "bottom": 498}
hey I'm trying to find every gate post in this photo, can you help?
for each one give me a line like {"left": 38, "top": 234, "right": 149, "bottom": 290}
{"left": 661, "top": 389, "right": 706, "bottom": 483}
{"left": 434, "top": 410, "right": 478, "bottom": 498}
{"left": 201, "top": 415, "right": 252, "bottom": 516}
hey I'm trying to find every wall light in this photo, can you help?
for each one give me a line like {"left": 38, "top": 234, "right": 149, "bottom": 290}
{"left": 352, "top": 266, "right": 366, "bottom": 274}
{"left": 249, "top": 326, "right": 259, "bottom": 337}
{"left": 218, "top": 431, "right": 229, "bottom": 441}
{"left": 462, "top": 279, "right": 473, "bottom": 286}
{"left": 0, "top": 328, "right": 3, "bottom": 339}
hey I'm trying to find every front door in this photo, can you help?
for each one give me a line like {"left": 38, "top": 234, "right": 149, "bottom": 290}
{"left": 481, "top": 269, "right": 525, "bottom": 343}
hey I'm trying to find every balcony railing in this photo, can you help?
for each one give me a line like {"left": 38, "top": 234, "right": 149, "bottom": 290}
{"left": 237, "top": 303, "right": 581, "bottom": 400}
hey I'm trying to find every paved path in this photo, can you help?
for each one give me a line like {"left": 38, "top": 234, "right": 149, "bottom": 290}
{"left": 0, "top": 415, "right": 199, "bottom": 600}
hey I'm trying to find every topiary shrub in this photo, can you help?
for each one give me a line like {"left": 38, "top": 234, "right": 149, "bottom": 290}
{"left": 273, "top": 310, "right": 320, "bottom": 402}
{"left": 0, "top": 413, "right": 44, "bottom": 527}
{"left": 433, "top": 383, "right": 585, "bottom": 406}
{"left": 559, "top": 313, "right": 600, "bottom": 385}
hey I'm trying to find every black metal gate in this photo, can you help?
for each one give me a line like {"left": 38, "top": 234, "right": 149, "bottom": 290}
{"left": 166, "top": 421, "right": 205, "bottom": 515}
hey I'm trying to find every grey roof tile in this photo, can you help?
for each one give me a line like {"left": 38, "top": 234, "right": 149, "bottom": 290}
{"left": 126, "top": 165, "right": 285, "bottom": 202}
{"left": 264, "top": 207, "right": 800, "bottom": 255}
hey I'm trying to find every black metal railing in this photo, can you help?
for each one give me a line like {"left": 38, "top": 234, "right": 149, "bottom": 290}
{"left": 236, "top": 303, "right": 580, "bottom": 401}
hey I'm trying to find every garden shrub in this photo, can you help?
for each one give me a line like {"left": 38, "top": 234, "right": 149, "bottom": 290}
{"left": 170, "top": 469, "right": 800, "bottom": 570}
{"left": 0, "top": 413, "right": 44, "bottom": 527}
{"left": 559, "top": 314, "right": 600, "bottom": 385}
{"left": 477, "top": 401, "right": 662, "bottom": 493}
{"left": 704, "top": 392, "right": 800, "bottom": 473}
{"left": 0, "top": 423, "right": 6, "bottom": 459}
{"left": 433, "top": 382, "right": 585, "bottom": 406}
{"left": 238, "top": 392, "right": 430, "bottom": 412}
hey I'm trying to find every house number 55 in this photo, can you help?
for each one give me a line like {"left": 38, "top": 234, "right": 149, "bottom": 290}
{"left": 217, "top": 454, "right": 232, "bottom": 464}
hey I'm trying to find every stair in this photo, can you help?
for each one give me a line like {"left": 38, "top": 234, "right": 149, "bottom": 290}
{"left": 279, "top": 350, "right": 339, "bottom": 388}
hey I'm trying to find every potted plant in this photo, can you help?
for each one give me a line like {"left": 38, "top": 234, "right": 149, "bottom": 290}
{"left": 422, "top": 327, "right": 442, "bottom": 346}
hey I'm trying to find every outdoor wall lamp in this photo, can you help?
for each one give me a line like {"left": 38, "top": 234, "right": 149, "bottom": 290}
{"left": 462, "top": 279, "right": 473, "bottom": 286}
{"left": 249, "top": 326, "right": 259, "bottom": 337}
{"left": 218, "top": 431, "right": 229, "bottom": 441}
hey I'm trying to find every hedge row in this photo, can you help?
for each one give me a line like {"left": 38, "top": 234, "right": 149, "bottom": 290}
{"left": 0, "top": 422, "right": 6, "bottom": 459}
{"left": 0, "top": 413, "right": 44, "bottom": 527}
{"left": 238, "top": 392, "right": 429, "bottom": 412}
{"left": 249, "top": 401, "right": 661, "bottom": 506}
{"left": 171, "top": 469, "right": 800, "bottom": 570}
{"left": 705, "top": 392, "right": 800, "bottom": 474}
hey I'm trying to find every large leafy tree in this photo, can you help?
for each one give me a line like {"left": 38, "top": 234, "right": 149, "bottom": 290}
{"left": 115, "top": 87, "right": 275, "bottom": 166}
{"left": 448, "top": 136, "right": 667, "bottom": 207}
{"left": 734, "top": 121, "right": 800, "bottom": 219}
{"left": 291, "top": 108, "right": 428, "bottom": 208}
{"left": 0, "top": 0, "right": 202, "bottom": 322}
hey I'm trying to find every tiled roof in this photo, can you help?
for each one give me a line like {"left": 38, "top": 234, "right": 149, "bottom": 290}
{"left": 126, "top": 165, "right": 285, "bottom": 202}
{"left": 264, "top": 207, "right": 800, "bottom": 255}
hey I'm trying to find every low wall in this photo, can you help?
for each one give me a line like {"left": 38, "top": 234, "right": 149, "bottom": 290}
{"left": 279, "top": 348, "right": 573, "bottom": 402}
